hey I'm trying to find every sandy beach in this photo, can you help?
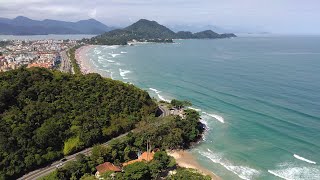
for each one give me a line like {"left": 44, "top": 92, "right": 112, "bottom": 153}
{"left": 75, "top": 45, "right": 95, "bottom": 74}
{"left": 167, "top": 150, "right": 221, "bottom": 180}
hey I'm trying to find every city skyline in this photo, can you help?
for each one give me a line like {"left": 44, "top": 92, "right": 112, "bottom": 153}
{"left": 0, "top": 0, "right": 320, "bottom": 34}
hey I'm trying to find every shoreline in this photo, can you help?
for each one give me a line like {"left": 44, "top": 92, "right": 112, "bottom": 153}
{"left": 75, "top": 45, "right": 95, "bottom": 74}
{"left": 75, "top": 44, "right": 221, "bottom": 179}
{"left": 167, "top": 150, "right": 221, "bottom": 180}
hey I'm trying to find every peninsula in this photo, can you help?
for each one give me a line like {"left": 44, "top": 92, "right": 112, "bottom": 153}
{"left": 89, "top": 19, "right": 237, "bottom": 45}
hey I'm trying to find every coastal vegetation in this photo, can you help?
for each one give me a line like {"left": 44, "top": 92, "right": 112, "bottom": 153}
{"left": 40, "top": 108, "right": 206, "bottom": 180}
{"left": 0, "top": 68, "right": 157, "bottom": 179}
{"left": 68, "top": 45, "right": 82, "bottom": 74}
{"left": 89, "top": 19, "right": 236, "bottom": 45}
{"left": 170, "top": 99, "right": 192, "bottom": 109}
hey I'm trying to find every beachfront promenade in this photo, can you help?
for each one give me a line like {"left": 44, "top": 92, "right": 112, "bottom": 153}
{"left": 59, "top": 50, "right": 73, "bottom": 74}
{"left": 18, "top": 106, "right": 170, "bottom": 180}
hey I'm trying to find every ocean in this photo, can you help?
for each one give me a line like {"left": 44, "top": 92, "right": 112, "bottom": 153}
{"left": 85, "top": 36, "right": 320, "bottom": 180}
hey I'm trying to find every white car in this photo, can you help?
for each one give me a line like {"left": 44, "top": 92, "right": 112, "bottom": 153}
{"left": 55, "top": 163, "right": 63, "bottom": 168}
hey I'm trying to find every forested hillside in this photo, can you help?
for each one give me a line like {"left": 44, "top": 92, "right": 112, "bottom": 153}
{"left": 90, "top": 19, "right": 236, "bottom": 45}
{"left": 0, "top": 68, "right": 157, "bottom": 179}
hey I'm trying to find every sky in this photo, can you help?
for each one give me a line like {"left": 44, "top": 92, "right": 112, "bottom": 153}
{"left": 0, "top": 0, "right": 320, "bottom": 34}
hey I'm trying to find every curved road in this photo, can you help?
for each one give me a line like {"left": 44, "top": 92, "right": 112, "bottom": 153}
{"left": 19, "top": 106, "right": 170, "bottom": 180}
{"left": 18, "top": 133, "right": 128, "bottom": 180}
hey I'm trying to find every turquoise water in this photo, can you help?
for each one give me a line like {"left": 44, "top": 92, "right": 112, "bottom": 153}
{"left": 85, "top": 36, "right": 320, "bottom": 180}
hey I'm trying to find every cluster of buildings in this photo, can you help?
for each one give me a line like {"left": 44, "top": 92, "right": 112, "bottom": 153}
{"left": 0, "top": 39, "right": 77, "bottom": 72}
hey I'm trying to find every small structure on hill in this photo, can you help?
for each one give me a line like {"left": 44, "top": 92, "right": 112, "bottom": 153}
{"left": 122, "top": 151, "right": 155, "bottom": 166}
{"left": 95, "top": 162, "right": 121, "bottom": 179}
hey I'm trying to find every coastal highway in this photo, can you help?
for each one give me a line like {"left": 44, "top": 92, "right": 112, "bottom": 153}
{"left": 59, "top": 51, "right": 72, "bottom": 73}
{"left": 19, "top": 106, "right": 170, "bottom": 180}
{"left": 18, "top": 133, "right": 128, "bottom": 180}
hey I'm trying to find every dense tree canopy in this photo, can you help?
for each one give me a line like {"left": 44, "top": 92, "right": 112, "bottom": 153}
{"left": 40, "top": 108, "right": 205, "bottom": 180}
{"left": 0, "top": 68, "right": 157, "bottom": 179}
{"left": 170, "top": 99, "right": 192, "bottom": 109}
{"left": 167, "top": 168, "right": 211, "bottom": 180}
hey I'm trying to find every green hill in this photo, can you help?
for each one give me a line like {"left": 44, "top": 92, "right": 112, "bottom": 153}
{"left": 90, "top": 19, "right": 237, "bottom": 45}
{"left": 124, "top": 19, "right": 176, "bottom": 39}
{"left": 91, "top": 19, "right": 175, "bottom": 45}
{"left": 194, "top": 30, "right": 221, "bottom": 38}
{"left": 0, "top": 68, "right": 157, "bottom": 179}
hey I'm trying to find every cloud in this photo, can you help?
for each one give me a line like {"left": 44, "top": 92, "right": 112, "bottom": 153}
{"left": 88, "top": 8, "right": 97, "bottom": 19}
{"left": 0, "top": 0, "right": 319, "bottom": 33}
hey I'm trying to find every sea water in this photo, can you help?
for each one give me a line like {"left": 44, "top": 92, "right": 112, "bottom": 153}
{"left": 86, "top": 36, "right": 320, "bottom": 180}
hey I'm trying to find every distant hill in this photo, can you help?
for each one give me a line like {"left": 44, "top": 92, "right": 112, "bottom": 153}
{"left": 169, "top": 24, "right": 227, "bottom": 33}
{"left": 91, "top": 19, "right": 237, "bottom": 45}
{"left": 0, "top": 16, "right": 114, "bottom": 35}
{"left": 124, "top": 19, "right": 176, "bottom": 39}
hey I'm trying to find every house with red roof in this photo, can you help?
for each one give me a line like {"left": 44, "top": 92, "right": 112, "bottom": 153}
{"left": 95, "top": 162, "right": 121, "bottom": 179}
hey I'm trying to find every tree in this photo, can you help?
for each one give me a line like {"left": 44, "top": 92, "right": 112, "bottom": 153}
{"left": 123, "top": 162, "right": 151, "bottom": 180}
{"left": 167, "top": 168, "right": 211, "bottom": 180}
{"left": 170, "top": 99, "right": 192, "bottom": 109}
{"left": 0, "top": 68, "right": 157, "bottom": 179}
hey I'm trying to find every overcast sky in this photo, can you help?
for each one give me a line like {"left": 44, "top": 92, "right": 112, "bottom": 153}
{"left": 0, "top": 0, "right": 319, "bottom": 34}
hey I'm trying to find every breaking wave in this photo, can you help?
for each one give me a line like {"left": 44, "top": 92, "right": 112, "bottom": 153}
{"left": 109, "top": 53, "right": 120, "bottom": 58}
{"left": 202, "top": 112, "right": 225, "bottom": 123}
{"left": 149, "top": 88, "right": 170, "bottom": 102}
{"left": 268, "top": 166, "right": 320, "bottom": 180}
{"left": 293, "top": 154, "right": 317, "bottom": 164}
{"left": 199, "top": 149, "right": 260, "bottom": 180}
{"left": 119, "top": 69, "right": 131, "bottom": 79}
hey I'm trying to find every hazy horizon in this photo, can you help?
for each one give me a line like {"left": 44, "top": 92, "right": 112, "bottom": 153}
{"left": 1, "top": 0, "right": 320, "bottom": 34}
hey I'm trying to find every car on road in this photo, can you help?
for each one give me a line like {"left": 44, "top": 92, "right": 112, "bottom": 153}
{"left": 61, "top": 158, "right": 67, "bottom": 162}
{"left": 55, "top": 163, "right": 63, "bottom": 168}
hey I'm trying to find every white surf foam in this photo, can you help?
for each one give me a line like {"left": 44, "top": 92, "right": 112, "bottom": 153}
{"left": 293, "top": 154, "right": 316, "bottom": 164}
{"left": 121, "top": 51, "right": 127, "bottom": 54}
{"left": 119, "top": 69, "right": 131, "bottom": 78}
{"left": 94, "top": 50, "right": 101, "bottom": 54}
{"left": 149, "top": 88, "right": 161, "bottom": 94}
{"left": 110, "top": 72, "right": 114, "bottom": 79}
{"left": 200, "top": 149, "right": 260, "bottom": 180}
{"left": 202, "top": 112, "right": 225, "bottom": 123}
{"left": 268, "top": 170, "right": 290, "bottom": 180}
{"left": 107, "top": 60, "right": 115, "bottom": 63}
{"left": 268, "top": 166, "right": 320, "bottom": 180}
{"left": 148, "top": 88, "right": 170, "bottom": 102}
{"left": 188, "top": 107, "right": 202, "bottom": 112}
{"left": 109, "top": 53, "right": 120, "bottom": 58}
{"left": 102, "top": 45, "right": 120, "bottom": 49}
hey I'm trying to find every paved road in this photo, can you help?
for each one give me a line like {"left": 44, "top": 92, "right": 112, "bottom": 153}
{"left": 19, "top": 106, "right": 170, "bottom": 180}
{"left": 18, "top": 133, "right": 128, "bottom": 180}
{"left": 59, "top": 51, "right": 72, "bottom": 74}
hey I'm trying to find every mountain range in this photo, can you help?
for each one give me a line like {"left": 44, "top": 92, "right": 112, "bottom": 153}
{"left": 0, "top": 16, "right": 114, "bottom": 35}
{"left": 91, "top": 19, "right": 237, "bottom": 45}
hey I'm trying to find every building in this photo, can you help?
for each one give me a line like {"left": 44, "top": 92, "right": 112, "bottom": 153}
{"left": 122, "top": 151, "right": 155, "bottom": 167}
{"left": 95, "top": 162, "right": 121, "bottom": 179}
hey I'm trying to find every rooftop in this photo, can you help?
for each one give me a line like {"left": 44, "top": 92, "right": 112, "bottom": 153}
{"left": 96, "top": 162, "right": 121, "bottom": 174}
